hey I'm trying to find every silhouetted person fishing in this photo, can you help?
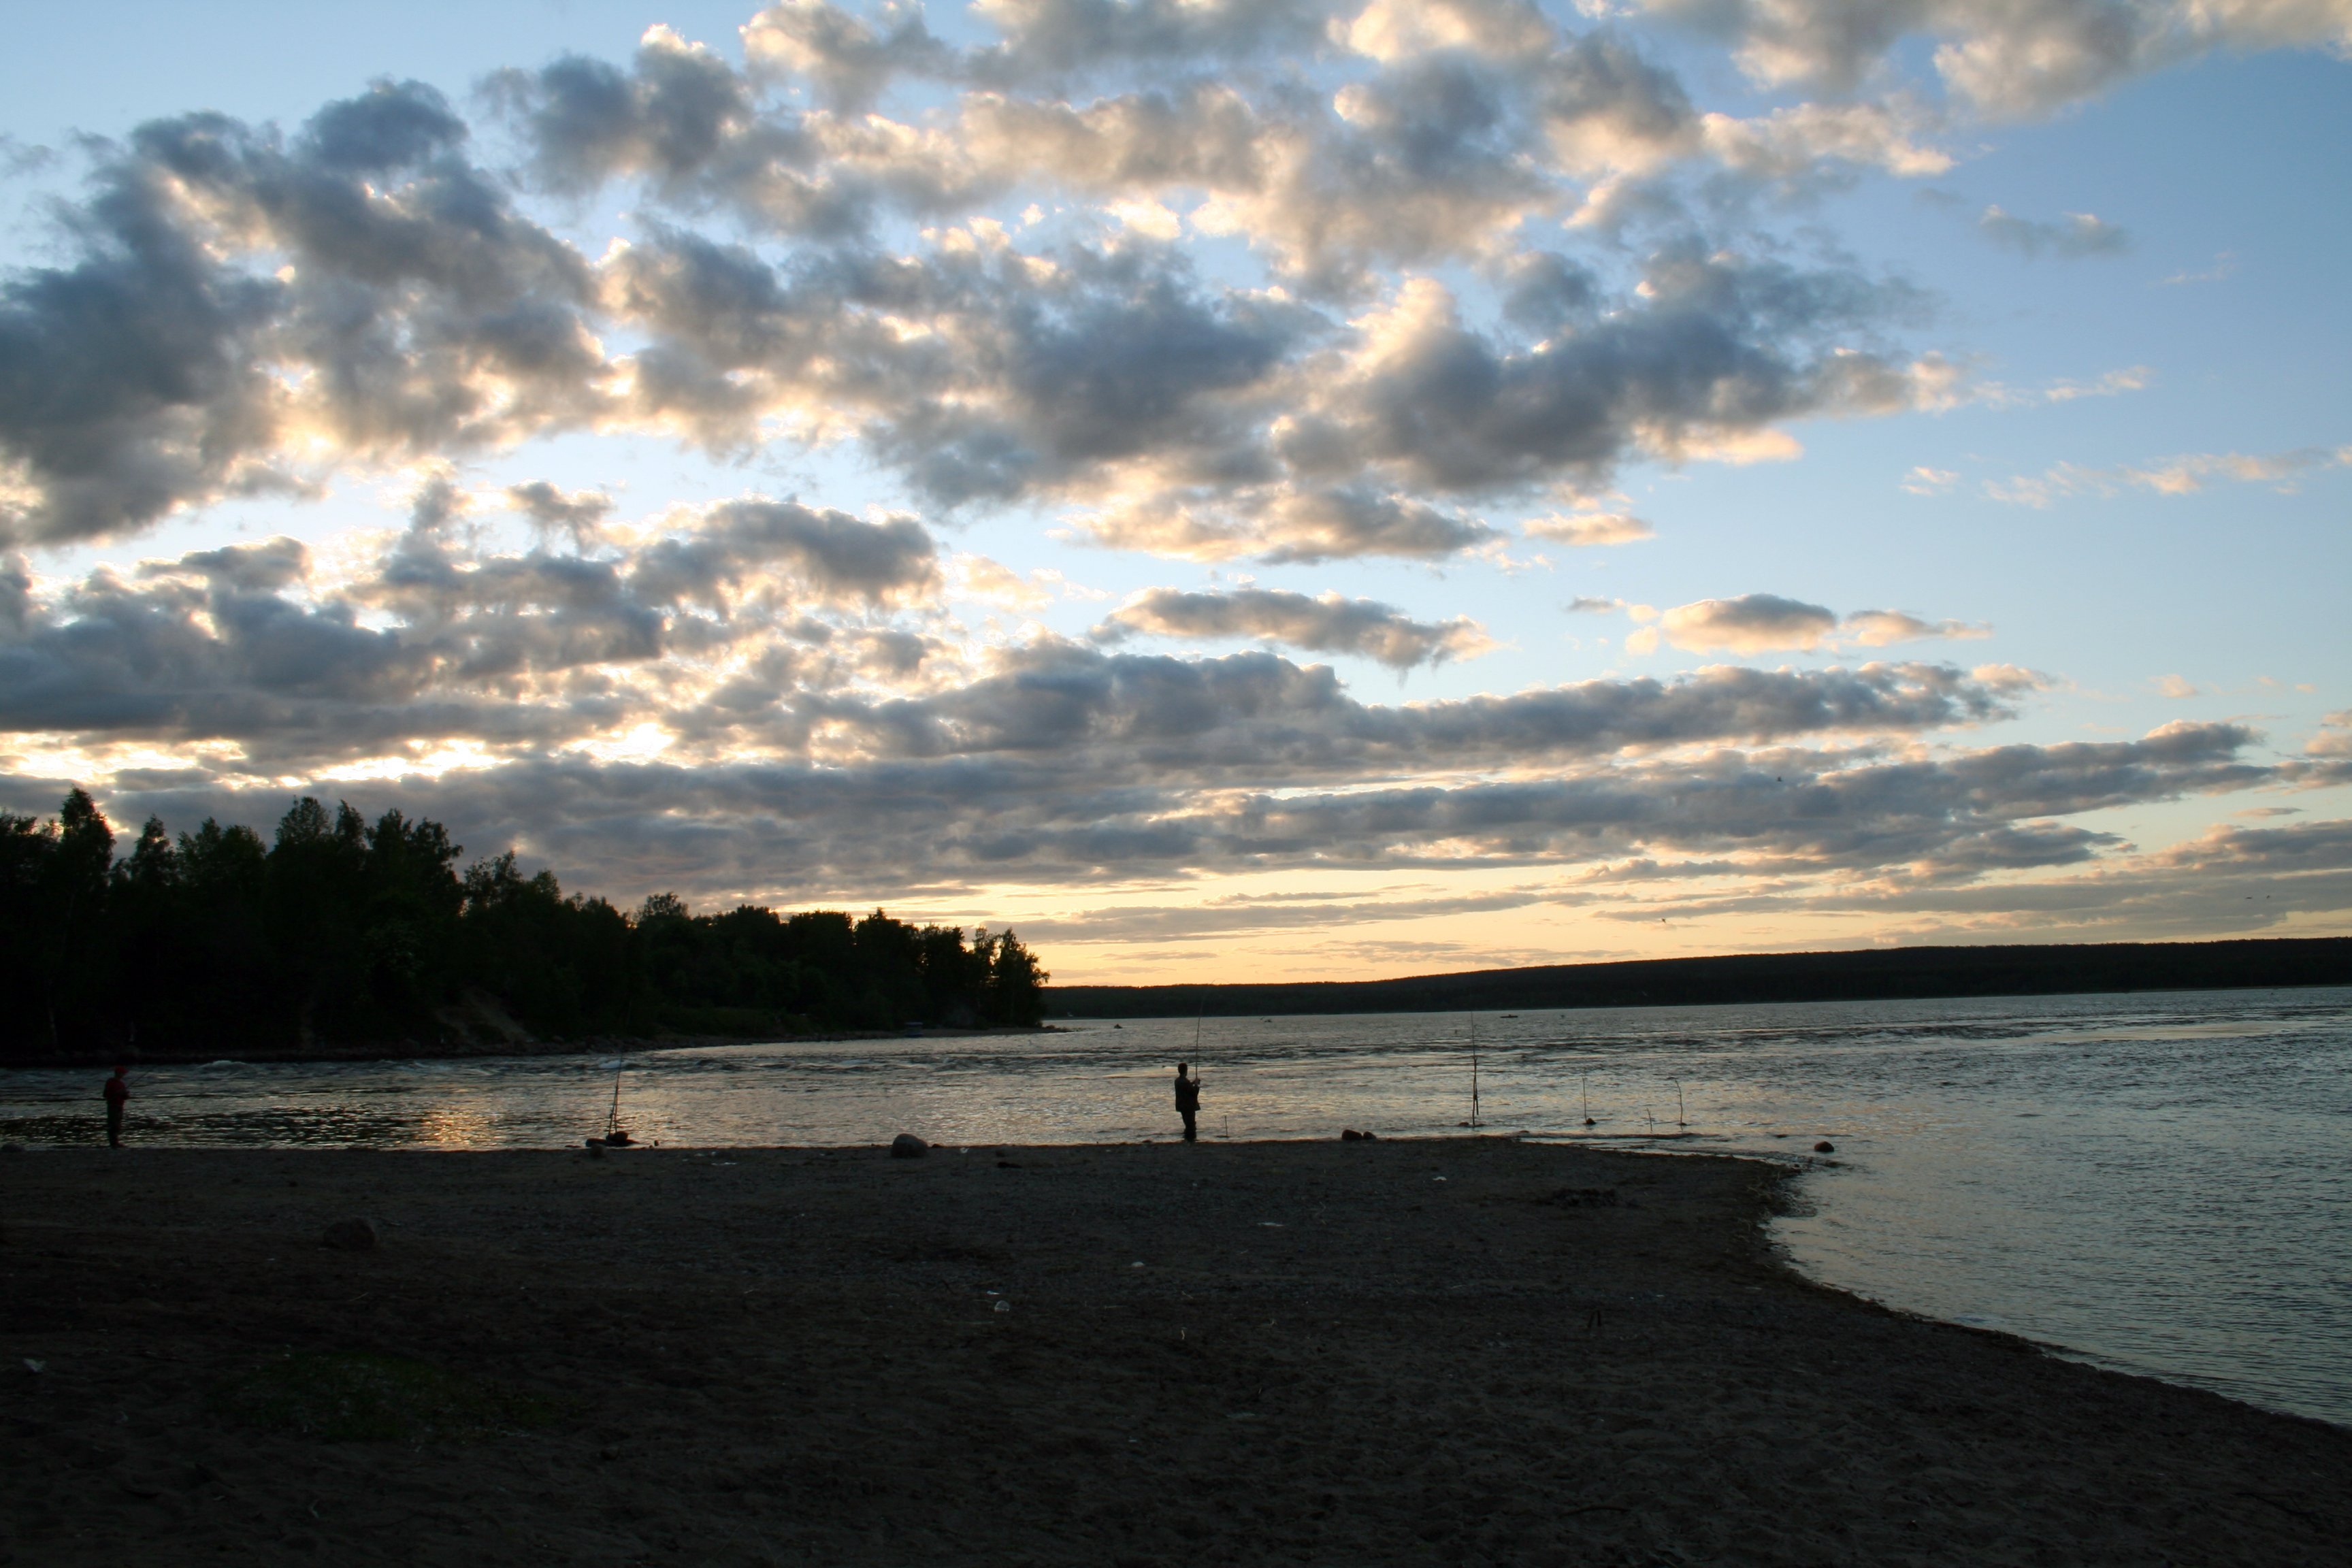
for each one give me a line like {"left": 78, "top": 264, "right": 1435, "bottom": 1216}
{"left": 1174, "top": 1062, "right": 1201, "bottom": 1142}
{"left": 101, "top": 1066, "right": 128, "bottom": 1147}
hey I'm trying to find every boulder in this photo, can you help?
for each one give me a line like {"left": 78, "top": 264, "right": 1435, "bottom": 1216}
{"left": 890, "top": 1133, "right": 929, "bottom": 1160}
{"left": 321, "top": 1217, "right": 378, "bottom": 1252}
{"left": 1812, "top": 1140, "right": 1835, "bottom": 1154}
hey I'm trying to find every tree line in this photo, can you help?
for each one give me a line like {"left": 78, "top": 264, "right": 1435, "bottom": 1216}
{"left": 0, "top": 789, "right": 1049, "bottom": 1061}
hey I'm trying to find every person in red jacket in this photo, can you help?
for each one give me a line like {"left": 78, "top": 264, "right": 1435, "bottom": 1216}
{"left": 101, "top": 1066, "right": 128, "bottom": 1147}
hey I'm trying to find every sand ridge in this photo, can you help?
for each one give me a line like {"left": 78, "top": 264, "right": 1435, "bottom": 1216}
{"left": 3, "top": 1137, "right": 2347, "bottom": 1565}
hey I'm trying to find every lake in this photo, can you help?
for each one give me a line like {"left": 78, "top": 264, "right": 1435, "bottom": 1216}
{"left": 3, "top": 985, "right": 2346, "bottom": 1428}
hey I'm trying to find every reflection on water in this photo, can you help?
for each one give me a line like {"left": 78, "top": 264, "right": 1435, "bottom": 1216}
{"left": 3, "top": 986, "right": 2346, "bottom": 1427}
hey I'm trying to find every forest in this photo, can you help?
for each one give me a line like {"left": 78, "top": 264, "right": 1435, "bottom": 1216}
{"left": 0, "top": 789, "right": 1048, "bottom": 1062}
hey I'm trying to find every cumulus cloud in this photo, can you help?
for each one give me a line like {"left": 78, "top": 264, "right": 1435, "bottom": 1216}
{"left": 0, "top": 10, "right": 1997, "bottom": 562}
{"left": 0, "top": 80, "right": 614, "bottom": 546}
{"left": 1092, "top": 587, "right": 1496, "bottom": 669}
{"left": 1642, "top": 0, "right": 2352, "bottom": 117}
{"left": 0, "top": 525, "right": 2028, "bottom": 782}
{"left": 506, "top": 480, "right": 615, "bottom": 544}
{"left": 0, "top": 494, "right": 946, "bottom": 770}
{"left": 1629, "top": 593, "right": 1835, "bottom": 653}
{"left": 1621, "top": 594, "right": 1991, "bottom": 654}
{"left": 1, "top": 0, "right": 2339, "bottom": 951}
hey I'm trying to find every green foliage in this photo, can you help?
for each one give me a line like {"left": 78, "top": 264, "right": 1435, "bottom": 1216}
{"left": 0, "top": 787, "right": 1051, "bottom": 1057}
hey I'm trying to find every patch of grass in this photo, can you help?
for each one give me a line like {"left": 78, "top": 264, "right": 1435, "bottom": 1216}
{"left": 212, "top": 1351, "right": 557, "bottom": 1443}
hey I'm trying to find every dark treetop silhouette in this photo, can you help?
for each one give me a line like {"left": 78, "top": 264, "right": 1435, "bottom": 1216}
{"left": 1, "top": 789, "right": 1047, "bottom": 1062}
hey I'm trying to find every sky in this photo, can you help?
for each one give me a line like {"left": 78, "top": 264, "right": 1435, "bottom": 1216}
{"left": 0, "top": 0, "right": 2347, "bottom": 984}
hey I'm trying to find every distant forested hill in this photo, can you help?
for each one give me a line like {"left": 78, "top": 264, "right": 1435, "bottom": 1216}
{"left": 1047, "top": 939, "right": 2352, "bottom": 1019}
{"left": 0, "top": 789, "right": 1047, "bottom": 1062}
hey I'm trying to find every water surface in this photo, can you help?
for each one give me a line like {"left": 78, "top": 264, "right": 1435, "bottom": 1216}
{"left": 4, "top": 986, "right": 2346, "bottom": 1427}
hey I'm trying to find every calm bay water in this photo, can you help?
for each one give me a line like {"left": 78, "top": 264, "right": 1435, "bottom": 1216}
{"left": 4, "top": 986, "right": 2347, "bottom": 1427}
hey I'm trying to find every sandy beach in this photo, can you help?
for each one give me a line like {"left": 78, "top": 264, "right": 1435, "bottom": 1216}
{"left": 3, "top": 1137, "right": 2347, "bottom": 1565}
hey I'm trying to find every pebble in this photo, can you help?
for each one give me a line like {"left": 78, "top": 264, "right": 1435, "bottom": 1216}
{"left": 321, "top": 1218, "right": 378, "bottom": 1252}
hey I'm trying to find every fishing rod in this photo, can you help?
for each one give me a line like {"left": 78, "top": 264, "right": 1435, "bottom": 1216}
{"left": 600, "top": 1061, "right": 636, "bottom": 1146}
{"left": 1468, "top": 1017, "right": 1482, "bottom": 1129}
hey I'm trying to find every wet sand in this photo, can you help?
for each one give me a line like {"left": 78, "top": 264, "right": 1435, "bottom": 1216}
{"left": 3, "top": 1138, "right": 2347, "bottom": 1565}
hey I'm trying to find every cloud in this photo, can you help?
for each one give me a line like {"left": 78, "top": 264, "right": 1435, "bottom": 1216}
{"left": 2037, "top": 367, "right": 2150, "bottom": 402}
{"left": 0, "top": 81, "right": 615, "bottom": 547}
{"left": 1977, "top": 206, "right": 2128, "bottom": 258}
{"left": 1629, "top": 593, "right": 1835, "bottom": 653}
{"left": 2159, "top": 252, "right": 2234, "bottom": 287}
{"left": 1840, "top": 610, "right": 1992, "bottom": 647}
{"left": 1092, "top": 587, "right": 1497, "bottom": 669}
{"left": 2311, "top": 710, "right": 2352, "bottom": 757}
{"left": 950, "top": 553, "right": 1055, "bottom": 610}
{"left": 3, "top": 0, "right": 2342, "bottom": 952}
{"left": 742, "top": 3, "right": 957, "bottom": 110}
{"left": 0, "top": 493, "right": 949, "bottom": 770}
{"left": 1987, "top": 444, "right": 2352, "bottom": 506}
{"left": 22, "top": 712, "right": 2259, "bottom": 909}
{"left": 1641, "top": 0, "right": 2352, "bottom": 117}
{"left": 1618, "top": 812, "right": 2352, "bottom": 941}
{"left": 1524, "top": 510, "right": 1655, "bottom": 546}
{"left": 506, "top": 480, "right": 615, "bottom": 543}
{"left": 623, "top": 498, "right": 941, "bottom": 608}
{"left": 1902, "top": 466, "right": 1958, "bottom": 495}
{"left": 2155, "top": 674, "right": 2199, "bottom": 699}
{"left": 0, "top": 18, "right": 1981, "bottom": 564}
{"left": 1699, "top": 99, "right": 1953, "bottom": 182}
{"left": 1621, "top": 594, "right": 1991, "bottom": 655}
{"left": 0, "top": 527, "right": 2031, "bottom": 780}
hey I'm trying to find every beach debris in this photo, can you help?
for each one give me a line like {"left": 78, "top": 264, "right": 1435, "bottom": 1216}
{"left": 1813, "top": 1140, "right": 1836, "bottom": 1154}
{"left": 993, "top": 1300, "right": 1011, "bottom": 1313}
{"left": 890, "top": 1133, "right": 929, "bottom": 1159}
{"left": 23, "top": 1358, "right": 44, "bottom": 1373}
{"left": 321, "top": 1218, "right": 378, "bottom": 1252}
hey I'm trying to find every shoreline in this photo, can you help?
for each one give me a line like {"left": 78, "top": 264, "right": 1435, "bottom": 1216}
{"left": 0, "top": 1022, "right": 1066, "bottom": 1071}
{"left": 5, "top": 1139, "right": 2345, "bottom": 1563}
